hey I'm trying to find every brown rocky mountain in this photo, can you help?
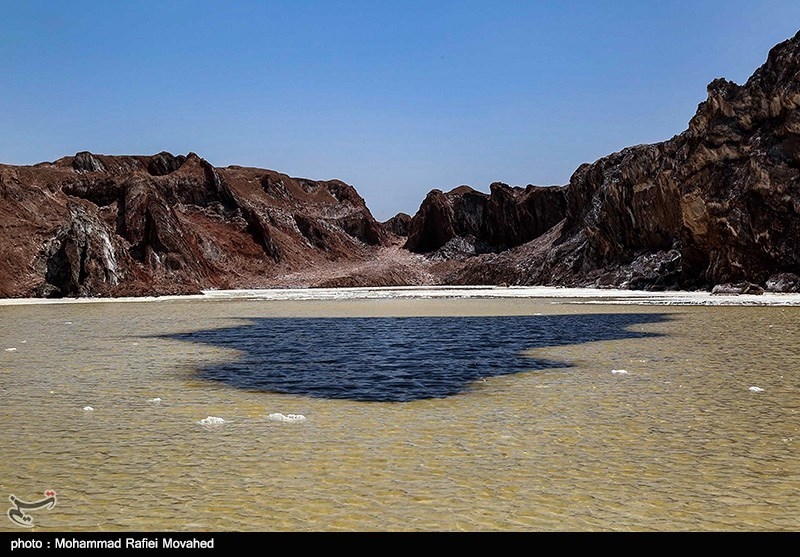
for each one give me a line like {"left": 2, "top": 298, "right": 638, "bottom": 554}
{"left": 403, "top": 183, "right": 567, "bottom": 257}
{"left": 1, "top": 31, "right": 799, "bottom": 297}
{"left": 0, "top": 152, "right": 411, "bottom": 297}
{"left": 442, "top": 30, "right": 800, "bottom": 292}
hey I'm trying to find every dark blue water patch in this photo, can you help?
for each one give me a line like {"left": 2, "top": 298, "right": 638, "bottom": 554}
{"left": 162, "top": 313, "right": 668, "bottom": 402}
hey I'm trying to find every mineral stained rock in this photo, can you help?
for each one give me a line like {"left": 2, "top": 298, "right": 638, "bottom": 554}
{"left": 0, "top": 152, "right": 394, "bottom": 297}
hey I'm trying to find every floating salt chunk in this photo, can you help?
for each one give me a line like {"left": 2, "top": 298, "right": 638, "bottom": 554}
{"left": 198, "top": 416, "right": 225, "bottom": 425}
{"left": 148, "top": 397, "right": 162, "bottom": 403}
{"left": 611, "top": 369, "right": 628, "bottom": 375}
{"left": 749, "top": 386, "right": 765, "bottom": 392}
{"left": 4, "top": 348, "right": 17, "bottom": 352}
{"left": 268, "top": 412, "right": 307, "bottom": 423}
{"left": 83, "top": 406, "right": 94, "bottom": 411}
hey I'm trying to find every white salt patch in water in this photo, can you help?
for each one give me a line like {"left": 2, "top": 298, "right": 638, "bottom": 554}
{"left": 749, "top": 386, "right": 765, "bottom": 392}
{"left": 198, "top": 416, "right": 225, "bottom": 425}
{"left": 83, "top": 406, "right": 94, "bottom": 411}
{"left": 612, "top": 369, "right": 628, "bottom": 374}
{"left": 268, "top": 412, "right": 307, "bottom": 423}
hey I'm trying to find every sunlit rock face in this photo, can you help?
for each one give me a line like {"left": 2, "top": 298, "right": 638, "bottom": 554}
{"left": 0, "top": 152, "right": 394, "bottom": 297}
{"left": 451, "top": 30, "right": 800, "bottom": 291}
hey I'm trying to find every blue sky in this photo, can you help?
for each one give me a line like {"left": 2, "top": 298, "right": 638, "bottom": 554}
{"left": 2, "top": 1, "right": 799, "bottom": 220}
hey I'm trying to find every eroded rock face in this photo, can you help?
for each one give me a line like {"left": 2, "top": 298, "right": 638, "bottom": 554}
{"left": 2, "top": 31, "right": 800, "bottom": 296}
{"left": 404, "top": 183, "right": 567, "bottom": 255}
{"left": 0, "top": 152, "right": 394, "bottom": 297}
{"left": 765, "top": 272, "right": 800, "bottom": 292}
{"left": 382, "top": 212, "right": 412, "bottom": 237}
{"left": 34, "top": 201, "right": 124, "bottom": 297}
{"left": 711, "top": 282, "right": 765, "bottom": 296}
{"left": 452, "top": 30, "right": 800, "bottom": 290}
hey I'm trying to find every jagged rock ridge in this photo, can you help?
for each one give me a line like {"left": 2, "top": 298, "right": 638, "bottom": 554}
{"left": 0, "top": 152, "right": 397, "bottom": 297}
{"left": 447, "top": 30, "right": 800, "bottom": 291}
{"left": 2, "top": 30, "right": 800, "bottom": 297}
{"left": 403, "top": 183, "right": 567, "bottom": 257}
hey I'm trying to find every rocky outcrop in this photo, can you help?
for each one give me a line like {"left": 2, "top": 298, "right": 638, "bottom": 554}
{"left": 0, "top": 152, "right": 395, "bottom": 297}
{"left": 765, "top": 272, "right": 800, "bottom": 292}
{"left": 711, "top": 282, "right": 765, "bottom": 295}
{"left": 2, "top": 31, "right": 800, "bottom": 297}
{"left": 34, "top": 201, "right": 125, "bottom": 297}
{"left": 382, "top": 212, "right": 412, "bottom": 237}
{"left": 451, "top": 30, "right": 800, "bottom": 290}
{"left": 403, "top": 183, "right": 567, "bottom": 255}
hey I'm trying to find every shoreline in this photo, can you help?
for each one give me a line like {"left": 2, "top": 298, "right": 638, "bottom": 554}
{"left": 1, "top": 285, "right": 800, "bottom": 306}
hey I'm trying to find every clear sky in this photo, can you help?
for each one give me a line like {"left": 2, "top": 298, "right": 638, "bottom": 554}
{"left": 2, "top": 1, "right": 799, "bottom": 220}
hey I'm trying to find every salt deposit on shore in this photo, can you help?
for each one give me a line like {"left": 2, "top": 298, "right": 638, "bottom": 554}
{"left": 198, "top": 286, "right": 800, "bottom": 306}
{"left": 1, "top": 285, "right": 799, "bottom": 306}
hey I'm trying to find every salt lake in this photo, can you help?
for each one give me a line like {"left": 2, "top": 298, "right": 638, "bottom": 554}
{"left": 1, "top": 287, "right": 798, "bottom": 531}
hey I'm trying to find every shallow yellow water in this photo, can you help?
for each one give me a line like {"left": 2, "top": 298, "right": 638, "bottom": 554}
{"left": 1, "top": 296, "right": 798, "bottom": 531}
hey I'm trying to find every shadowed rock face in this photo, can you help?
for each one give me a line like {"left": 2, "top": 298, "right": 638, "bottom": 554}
{"left": 0, "top": 152, "right": 393, "bottom": 297}
{"left": 403, "top": 183, "right": 568, "bottom": 255}
{"left": 381, "top": 212, "right": 412, "bottom": 238}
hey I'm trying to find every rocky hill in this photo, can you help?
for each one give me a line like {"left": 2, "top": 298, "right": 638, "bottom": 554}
{"left": 1, "top": 31, "right": 799, "bottom": 297}
{"left": 0, "top": 152, "right": 406, "bottom": 297}
{"left": 443, "top": 30, "right": 800, "bottom": 292}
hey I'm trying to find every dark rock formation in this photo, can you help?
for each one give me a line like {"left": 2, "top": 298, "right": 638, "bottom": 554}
{"left": 452, "top": 30, "right": 800, "bottom": 290}
{"left": 34, "top": 200, "right": 126, "bottom": 297}
{"left": 765, "top": 272, "right": 800, "bottom": 292}
{"left": 382, "top": 212, "right": 412, "bottom": 237}
{"left": 404, "top": 183, "right": 567, "bottom": 255}
{"left": 147, "top": 152, "right": 187, "bottom": 176}
{"left": 711, "top": 282, "right": 765, "bottom": 295}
